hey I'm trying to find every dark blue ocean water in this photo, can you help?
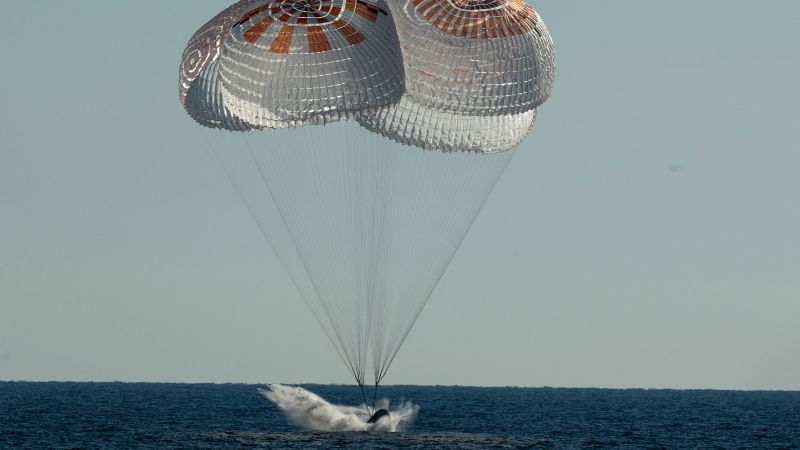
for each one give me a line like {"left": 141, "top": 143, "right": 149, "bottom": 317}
{"left": 1, "top": 382, "right": 798, "bottom": 449}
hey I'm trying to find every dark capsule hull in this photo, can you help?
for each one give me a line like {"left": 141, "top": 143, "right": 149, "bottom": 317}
{"left": 367, "top": 409, "right": 390, "bottom": 424}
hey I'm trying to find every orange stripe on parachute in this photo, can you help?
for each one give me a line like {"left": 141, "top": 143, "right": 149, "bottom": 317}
{"left": 244, "top": 17, "right": 274, "bottom": 44}
{"left": 335, "top": 22, "right": 365, "bottom": 45}
{"left": 355, "top": 1, "right": 380, "bottom": 22}
{"left": 270, "top": 25, "right": 294, "bottom": 53}
{"left": 307, "top": 26, "right": 332, "bottom": 53}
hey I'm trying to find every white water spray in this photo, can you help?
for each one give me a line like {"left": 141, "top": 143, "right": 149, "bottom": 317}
{"left": 260, "top": 384, "right": 417, "bottom": 432}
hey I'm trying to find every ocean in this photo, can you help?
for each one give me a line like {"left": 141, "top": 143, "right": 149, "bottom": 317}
{"left": 1, "top": 382, "right": 798, "bottom": 449}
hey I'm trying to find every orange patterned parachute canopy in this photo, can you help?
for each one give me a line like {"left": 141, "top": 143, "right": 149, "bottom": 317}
{"left": 355, "top": 0, "right": 554, "bottom": 152}
{"left": 179, "top": 0, "right": 555, "bottom": 152}
{"left": 217, "top": 0, "right": 406, "bottom": 128}
{"left": 387, "top": 0, "right": 554, "bottom": 115}
{"left": 413, "top": 0, "right": 543, "bottom": 40}
{"left": 180, "top": 0, "right": 405, "bottom": 129}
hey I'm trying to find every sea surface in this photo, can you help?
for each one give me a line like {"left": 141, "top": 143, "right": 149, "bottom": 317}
{"left": 1, "top": 382, "right": 799, "bottom": 449}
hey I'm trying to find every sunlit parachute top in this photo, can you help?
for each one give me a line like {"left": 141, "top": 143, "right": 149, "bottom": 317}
{"left": 219, "top": 0, "right": 406, "bottom": 128}
{"left": 179, "top": 0, "right": 555, "bottom": 150}
{"left": 386, "top": 0, "right": 555, "bottom": 115}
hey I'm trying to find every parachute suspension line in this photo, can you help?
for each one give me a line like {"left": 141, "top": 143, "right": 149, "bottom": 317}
{"left": 247, "top": 130, "right": 365, "bottom": 383}
{"left": 245, "top": 127, "right": 395, "bottom": 386}
{"left": 202, "top": 130, "right": 355, "bottom": 378}
{"left": 358, "top": 383, "right": 373, "bottom": 417}
{"left": 243, "top": 132, "right": 369, "bottom": 385}
{"left": 362, "top": 125, "right": 385, "bottom": 405}
{"left": 371, "top": 381, "right": 379, "bottom": 412}
{"left": 370, "top": 147, "right": 515, "bottom": 385}
{"left": 344, "top": 125, "right": 389, "bottom": 408}
{"left": 360, "top": 127, "right": 391, "bottom": 388}
{"left": 303, "top": 137, "right": 357, "bottom": 375}
{"left": 215, "top": 122, "right": 513, "bottom": 389}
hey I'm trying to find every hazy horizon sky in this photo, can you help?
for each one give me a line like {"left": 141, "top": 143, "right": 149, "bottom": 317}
{"left": 1, "top": 1, "right": 799, "bottom": 390}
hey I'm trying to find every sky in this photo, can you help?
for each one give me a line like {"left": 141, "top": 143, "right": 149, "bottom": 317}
{"left": 1, "top": 1, "right": 799, "bottom": 390}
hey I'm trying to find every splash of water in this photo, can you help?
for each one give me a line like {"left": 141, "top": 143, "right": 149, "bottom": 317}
{"left": 259, "top": 384, "right": 418, "bottom": 432}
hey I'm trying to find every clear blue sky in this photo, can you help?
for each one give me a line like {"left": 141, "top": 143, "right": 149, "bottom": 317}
{"left": 1, "top": 1, "right": 799, "bottom": 389}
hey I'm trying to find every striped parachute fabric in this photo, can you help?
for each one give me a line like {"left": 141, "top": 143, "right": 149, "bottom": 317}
{"left": 180, "top": 0, "right": 405, "bottom": 129}
{"left": 357, "top": 0, "right": 555, "bottom": 152}
{"left": 180, "top": 1, "right": 254, "bottom": 130}
{"left": 391, "top": 0, "right": 554, "bottom": 115}
{"left": 179, "top": 0, "right": 554, "bottom": 149}
{"left": 218, "top": 0, "right": 405, "bottom": 128}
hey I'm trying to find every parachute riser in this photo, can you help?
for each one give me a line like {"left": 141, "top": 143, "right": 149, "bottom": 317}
{"left": 371, "top": 381, "right": 379, "bottom": 412}
{"left": 358, "top": 383, "right": 373, "bottom": 417}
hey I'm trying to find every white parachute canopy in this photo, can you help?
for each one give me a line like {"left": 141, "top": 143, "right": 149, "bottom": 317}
{"left": 358, "top": 0, "right": 555, "bottom": 152}
{"left": 180, "top": 0, "right": 554, "bottom": 390}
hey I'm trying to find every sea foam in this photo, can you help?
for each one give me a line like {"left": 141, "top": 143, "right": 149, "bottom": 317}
{"left": 259, "top": 384, "right": 417, "bottom": 432}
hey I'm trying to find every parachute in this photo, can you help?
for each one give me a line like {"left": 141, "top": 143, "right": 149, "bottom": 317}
{"left": 358, "top": 0, "right": 555, "bottom": 152}
{"left": 179, "top": 0, "right": 555, "bottom": 410}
